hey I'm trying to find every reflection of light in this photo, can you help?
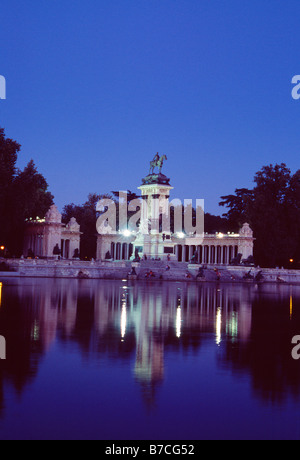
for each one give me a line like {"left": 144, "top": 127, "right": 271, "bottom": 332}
{"left": 176, "top": 307, "right": 181, "bottom": 338}
{"left": 31, "top": 320, "right": 39, "bottom": 341}
{"left": 0, "top": 282, "right": 2, "bottom": 307}
{"left": 226, "top": 311, "right": 238, "bottom": 341}
{"left": 121, "top": 304, "right": 127, "bottom": 339}
{"left": 290, "top": 294, "right": 293, "bottom": 320}
{"left": 216, "top": 308, "right": 222, "bottom": 345}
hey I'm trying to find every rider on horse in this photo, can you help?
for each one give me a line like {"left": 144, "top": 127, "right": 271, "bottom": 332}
{"left": 149, "top": 152, "right": 167, "bottom": 174}
{"left": 152, "top": 152, "right": 159, "bottom": 164}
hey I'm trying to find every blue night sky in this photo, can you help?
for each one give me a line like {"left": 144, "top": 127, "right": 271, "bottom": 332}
{"left": 1, "top": 0, "right": 300, "bottom": 215}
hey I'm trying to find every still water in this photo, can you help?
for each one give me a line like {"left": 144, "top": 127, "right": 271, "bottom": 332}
{"left": 0, "top": 277, "right": 300, "bottom": 440}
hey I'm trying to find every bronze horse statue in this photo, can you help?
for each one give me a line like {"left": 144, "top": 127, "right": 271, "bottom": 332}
{"left": 149, "top": 154, "right": 167, "bottom": 174}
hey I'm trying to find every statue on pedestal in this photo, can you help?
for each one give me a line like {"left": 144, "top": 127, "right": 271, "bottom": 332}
{"left": 149, "top": 153, "right": 167, "bottom": 174}
{"left": 142, "top": 153, "right": 171, "bottom": 185}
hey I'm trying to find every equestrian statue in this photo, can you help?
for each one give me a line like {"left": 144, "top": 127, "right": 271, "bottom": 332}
{"left": 149, "top": 153, "right": 168, "bottom": 174}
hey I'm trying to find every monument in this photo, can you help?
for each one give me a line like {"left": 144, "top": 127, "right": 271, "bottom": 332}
{"left": 132, "top": 153, "right": 174, "bottom": 260}
{"left": 23, "top": 205, "right": 81, "bottom": 259}
{"left": 96, "top": 154, "right": 255, "bottom": 264}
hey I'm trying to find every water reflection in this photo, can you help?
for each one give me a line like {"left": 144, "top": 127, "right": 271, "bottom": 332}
{"left": 0, "top": 278, "right": 300, "bottom": 420}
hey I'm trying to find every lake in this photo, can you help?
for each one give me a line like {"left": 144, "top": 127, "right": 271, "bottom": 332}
{"left": 0, "top": 277, "right": 300, "bottom": 440}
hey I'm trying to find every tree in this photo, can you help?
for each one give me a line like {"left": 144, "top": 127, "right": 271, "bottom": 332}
{"left": 62, "top": 193, "right": 114, "bottom": 260}
{"left": 0, "top": 128, "right": 54, "bottom": 256}
{"left": 219, "top": 188, "right": 254, "bottom": 230}
{"left": 14, "top": 160, "right": 53, "bottom": 220}
{"left": 0, "top": 128, "right": 21, "bottom": 252}
{"left": 204, "top": 213, "right": 235, "bottom": 234}
{"left": 9, "top": 160, "right": 54, "bottom": 255}
{"left": 220, "top": 163, "right": 300, "bottom": 268}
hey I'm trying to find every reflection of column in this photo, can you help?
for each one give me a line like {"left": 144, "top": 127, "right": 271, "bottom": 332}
{"left": 238, "top": 297, "right": 252, "bottom": 342}
{"left": 94, "top": 285, "right": 110, "bottom": 334}
{"left": 216, "top": 307, "right": 222, "bottom": 345}
{"left": 61, "top": 281, "right": 78, "bottom": 336}
{"left": 176, "top": 306, "right": 181, "bottom": 338}
{"left": 36, "top": 281, "right": 59, "bottom": 350}
{"left": 134, "top": 288, "right": 164, "bottom": 388}
{"left": 121, "top": 298, "right": 127, "bottom": 339}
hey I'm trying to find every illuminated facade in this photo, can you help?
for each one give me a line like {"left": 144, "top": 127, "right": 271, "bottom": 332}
{"left": 96, "top": 169, "right": 254, "bottom": 264}
{"left": 23, "top": 204, "right": 81, "bottom": 259}
{"left": 22, "top": 166, "right": 254, "bottom": 263}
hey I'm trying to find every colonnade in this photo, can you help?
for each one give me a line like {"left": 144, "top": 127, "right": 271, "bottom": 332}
{"left": 111, "top": 242, "right": 134, "bottom": 261}
{"left": 175, "top": 244, "right": 238, "bottom": 265}
{"left": 24, "top": 233, "right": 44, "bottom": 257}
{"left": 24, "top": 233, "right": 74, "bottom": 259}
{"left": 109, "top": 241, "right": 238, "bottom": 265}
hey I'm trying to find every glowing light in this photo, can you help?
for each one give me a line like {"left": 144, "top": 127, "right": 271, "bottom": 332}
{"left": 122, "top": 229, "right": 131, "bottom": 237}
{"left": 290, "top": 294, "right": 293, "bottom": 320}
{"left": 0, "top": 282, "right": 2, "bottom": 307}
{"left": 31, "top": 320, "right": 39, "bottom": 341}
{"left": 176, "top": 307, "right": 182, "bottom": 338}
{"left": 177, "top": 232, "right": 185, "bottom": 239}
{"left": 290, "top": 259, "right": 294, "bottom": 263}
{"left": 226, "top": 311, "right": 238, "bottom": 341}
{"left": 0, "top": 246, "right": 4, "bottom": 251}
{"left": 216, "top": 308, "right": 222, "bottom": 345}
{"left": 217, "top": 233, "right": 224, "bottom": 238}
{"left": 121, "top": 304, "right": 127, "bottom": 339}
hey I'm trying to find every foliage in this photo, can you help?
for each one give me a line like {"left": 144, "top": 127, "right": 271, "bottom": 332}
{"left": 0, "top": 128, "right": 54, "bottom": 256}
{"left": 62, "top": 193, "right": 114, "bottom": 260}
{"left": 204, "top": 213, "right": 235, "bottom": 234}
{"left": 220, "top": 163, "right": 300, "bottom": 267}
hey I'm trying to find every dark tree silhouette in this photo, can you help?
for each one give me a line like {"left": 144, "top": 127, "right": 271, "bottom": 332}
{"left": 220, "top": 163, "right": 300, "bottom": 267}
{"left": 0, "top": 128, "right": 54, "bottom": 256}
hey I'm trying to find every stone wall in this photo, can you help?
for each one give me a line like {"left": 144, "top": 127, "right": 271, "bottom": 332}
{"left": 2, "top": 259, "right": 300, "bottom": 284}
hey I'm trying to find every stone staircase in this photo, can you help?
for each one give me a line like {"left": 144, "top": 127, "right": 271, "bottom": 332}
{"left": 133, "top": 260, "right": 235, "bottom": 282}
{"left": 135, "top": 260, "right": 188, "bottom": 281}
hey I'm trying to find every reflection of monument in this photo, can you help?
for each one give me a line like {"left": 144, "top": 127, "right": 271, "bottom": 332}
{"left": 2, "top": 279, "right": 299, "bottom": 413}
{"left": 133, "top": 287, "right": 165, "bottom": 408}
{"left": 4, "top": 278, "right": 255, "bottom": 409}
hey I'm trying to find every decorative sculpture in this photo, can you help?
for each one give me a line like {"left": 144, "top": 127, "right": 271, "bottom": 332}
{"left": 149, "top": 153, "right": 168, "bottom": 174}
